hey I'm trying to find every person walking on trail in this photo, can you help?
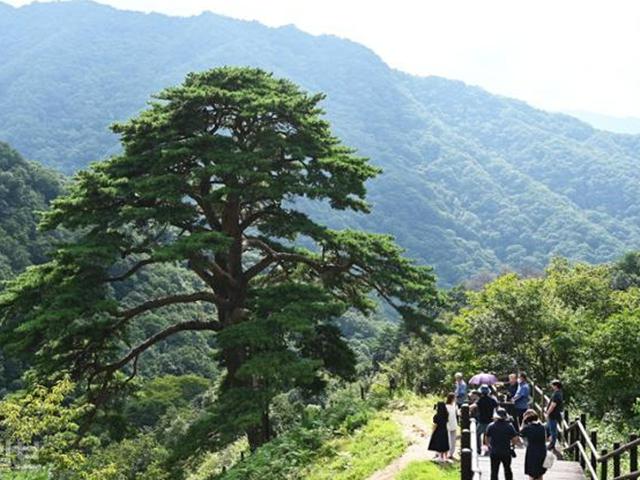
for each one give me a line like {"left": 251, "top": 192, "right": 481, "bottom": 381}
{"left": 476, "top": 384, "right": 498, "bottom": 454}
{"left": 445, "top": 393, "right": 459, "bottom": 460}
{"left": 520, "top": 409, "right": 548, "bottom": 480}
{"left": 545, "top": 380, "right": 564, "bottom": 451}
{"left": 513, "top": 372, "right": 531, "bottom": 427}
{"left": 428, "top": 401, "right": 451, "bottom": 463}
{"left": 454, "top": 372, "right": 467, "bottom": 407}
{"left": 485, "top": 407, "right": 520, "bottom": 480}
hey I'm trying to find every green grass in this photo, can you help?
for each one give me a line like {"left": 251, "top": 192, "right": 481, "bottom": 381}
{"left": 303, "top": 412, "right": 407, "bottom": 480}
{"left": 215, "top": 388, "right": 436, "bottom": 480}
{"left": 397, "top": 461, "right": 458, "bottom": 480}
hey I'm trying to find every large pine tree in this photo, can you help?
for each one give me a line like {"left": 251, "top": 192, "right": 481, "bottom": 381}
{"left": 0, "top": 67, "right": 438, "bottom": 449}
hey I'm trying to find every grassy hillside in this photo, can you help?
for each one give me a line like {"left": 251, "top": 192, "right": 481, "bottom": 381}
{"left": 1, "top": 1, "right": 640, "bottom": 284}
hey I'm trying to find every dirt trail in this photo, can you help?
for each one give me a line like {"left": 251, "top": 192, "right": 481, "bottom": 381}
{"left": 366, "top": 413, "right": 436, "bottom": 480}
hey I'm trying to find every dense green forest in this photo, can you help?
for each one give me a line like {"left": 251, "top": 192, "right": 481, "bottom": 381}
{"left": 0, "top": 67, "right": 439, "bottom": 478}
{"left": 0, "top": 63, "right": 639, "bottom": 478}
{"left": 1, "top": 2, "right": 640, "bottom": 479}
{"left": 2, "top": 1, "right": 640, "bottom": 285}
{"left": 0, "top": 143, "right": 63, "bottom": 282}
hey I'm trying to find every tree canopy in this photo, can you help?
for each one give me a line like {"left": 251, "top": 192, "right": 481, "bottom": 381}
{"left": 0, "top": 67, "right": 439, "bottom": 450}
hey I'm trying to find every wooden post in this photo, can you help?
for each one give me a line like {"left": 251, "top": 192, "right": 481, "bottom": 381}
{"left": 601, "top": 449, "right": 608, "bottom": 480}
{"left": 591, "top": 430, "right": 598, "bottom": 475}
{"left": 461, "top": 429, "right": 471, "bottom": 450}
{"left": 461, "top": 448, "right": 472, "bottom": 480}
{"left": 575, "top": 418, "right": 581, "bottom": 463}
{"left": 579, "top": 415, "right": 588, "bottom": 469}
{"left": 613, "top": 442, "right": 621, "bottom": 479}
{"left": 461, "top": 404, "right": 470, "bottom": 431}
{"left": 630, "top": 434, "right": 638, "bottom": 474}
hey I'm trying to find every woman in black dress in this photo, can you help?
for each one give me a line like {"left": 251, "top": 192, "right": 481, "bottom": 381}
{"left": 520, "top": 410, "right": 547, "bottom": 480}
{"left": 428, "top": 401, "right": 451, "bottom": 462}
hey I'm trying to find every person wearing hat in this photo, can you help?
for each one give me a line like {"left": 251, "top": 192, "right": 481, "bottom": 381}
{"left": 476, "top": 384, "right": 498, "bottom": 454}
{"left": 545, "top": 380, "right": 564, "bottom": 451}
{"left": 485, "top": 407, "right": 520, "bottom": 480}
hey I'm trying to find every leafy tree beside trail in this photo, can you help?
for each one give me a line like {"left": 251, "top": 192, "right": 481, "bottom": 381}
{"left": 440, "top": 256, "right": 640, "bottom": 421}
{"left": 0, "top": 67, "right": 439, "bottom": 451}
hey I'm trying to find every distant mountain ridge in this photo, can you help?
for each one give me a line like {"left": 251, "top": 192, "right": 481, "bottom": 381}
{"left": 1, "top": 0, "right": 639, "bottom": 285}
{"left": 568, "top": 111, "right": 640, "bottom": 135}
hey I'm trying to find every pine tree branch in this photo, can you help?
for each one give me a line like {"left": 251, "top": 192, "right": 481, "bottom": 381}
{"left": 116, "top": 292, "right": 226, "bottom": 321}
{"left": 243, "top": 237, "right": 353, "bottom": 280}
{"left": 101, "top": 320, "right": 221, "bottom": 373}
{"left": 106, "top": 258, "right": 156, "bottom": 282}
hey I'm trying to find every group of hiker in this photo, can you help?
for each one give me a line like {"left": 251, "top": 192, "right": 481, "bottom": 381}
{"left": 428, "top": 372, "right": 564, "bottom": 480}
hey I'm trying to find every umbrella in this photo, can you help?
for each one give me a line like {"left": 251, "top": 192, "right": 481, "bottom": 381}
{"left": 469, "top": 373, "right": 498, "bottom": 385}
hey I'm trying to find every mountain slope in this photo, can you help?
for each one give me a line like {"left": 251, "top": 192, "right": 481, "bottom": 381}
{"left": 0, "top": 142, "right": 63, "bottom": 282}
{"left": 1, "top": 0, "right": 639, "bottom": 285}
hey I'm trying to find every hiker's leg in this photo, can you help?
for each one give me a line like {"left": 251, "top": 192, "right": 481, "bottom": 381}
{"left": 548, "top": 419, "right": 558, "bottom": 450}
{"left": 449, "top": 430, "right": 457, "bottom": 458}
{"left": 490, "top": 455, "right": 501, "bottom": 480}
{"left": 503, "top": 455, "right": 513, "bottom": 480}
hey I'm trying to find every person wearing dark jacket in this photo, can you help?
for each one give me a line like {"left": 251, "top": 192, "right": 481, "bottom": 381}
{"left": 475, "top": 384, "right": 498, "bottom": 454}
{"left": 485, "top": 407, "right": 520, "bottom": 480}
{"left": 428, "top": 401, "right": 451, "bottom": 462}
{"left": 520, "top": 410, "right": 548, "bottom": 480}
{"left": 545, "top": 380, "right": 564, "bottom": 451}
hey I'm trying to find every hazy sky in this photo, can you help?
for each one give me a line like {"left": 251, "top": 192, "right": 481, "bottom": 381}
{"left": 5, "top": 0, "right": 640, "bottom": 117}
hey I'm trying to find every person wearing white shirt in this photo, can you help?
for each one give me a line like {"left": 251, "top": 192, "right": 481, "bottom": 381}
{"left": 445, "top": 392, "right": 459, "bottom": 460}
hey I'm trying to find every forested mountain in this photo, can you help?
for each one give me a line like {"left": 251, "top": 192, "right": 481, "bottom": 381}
{"left": 1, "top": 1, "right": 639, "bottom": 284}
{"left": 0, "top": 142, "right": 63, "bottom": 282}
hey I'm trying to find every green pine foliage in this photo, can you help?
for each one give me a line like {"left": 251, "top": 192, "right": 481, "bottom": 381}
{"left": 0, "top": 67, "right": 439, "bottom": 453}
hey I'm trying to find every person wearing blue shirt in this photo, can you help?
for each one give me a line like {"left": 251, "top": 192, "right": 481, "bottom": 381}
{"left": 512, "top": 372, "right": 531, "bottom": 427}
{"left": 455, "top": 372, "right": 467, "bottom": 407}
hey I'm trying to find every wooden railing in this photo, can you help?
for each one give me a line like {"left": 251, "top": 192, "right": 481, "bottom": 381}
{"left": 530, "top": 381, "right": 640, "bottom": 480}
{"left": 460, "top": 381, "right": 640, "bottom": 480}
{"left": 461, "top": 404, "right": 481, "bottom": 480}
